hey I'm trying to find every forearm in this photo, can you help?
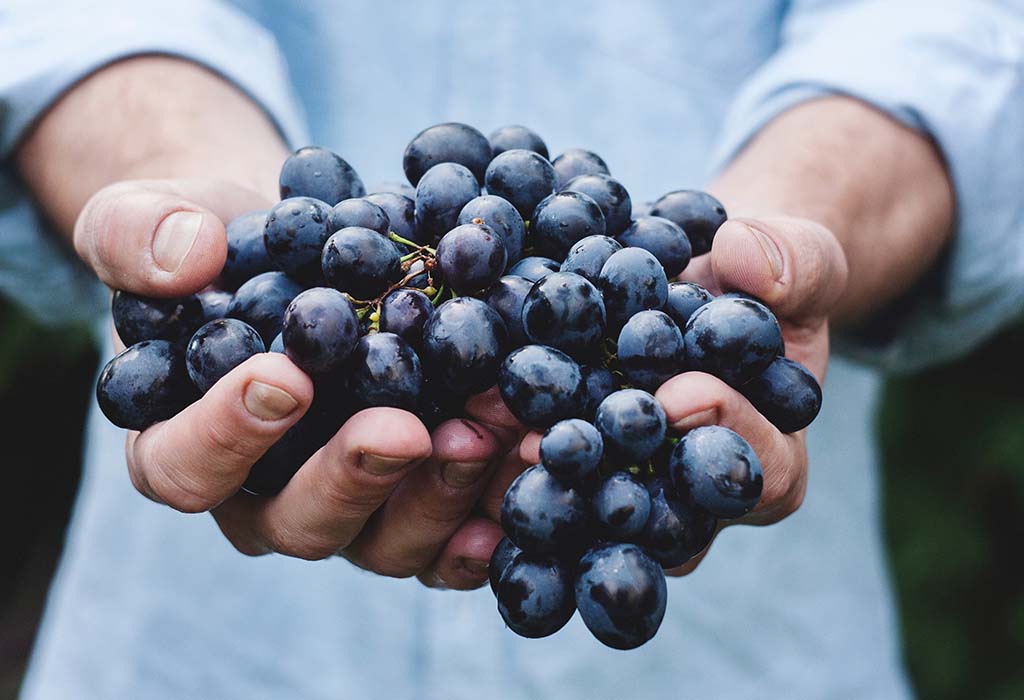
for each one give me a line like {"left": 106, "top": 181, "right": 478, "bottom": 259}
{"left": 15, "top": 55, "right": 288, "bottom": 238}
{"left": 709, "top": 96, "right": 955, "bottom": 323}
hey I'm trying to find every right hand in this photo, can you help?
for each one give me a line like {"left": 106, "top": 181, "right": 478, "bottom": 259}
{"left": 77, "top": 177, "right": 516, "bottom": 589}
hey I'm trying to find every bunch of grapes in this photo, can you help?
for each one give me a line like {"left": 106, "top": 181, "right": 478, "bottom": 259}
{"left": 96, "top": 122, "right": 823, "bottom": 649}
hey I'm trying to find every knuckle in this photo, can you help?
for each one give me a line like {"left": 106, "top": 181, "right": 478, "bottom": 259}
{"left": 352, "top": 549, "right": 420, "bottom": 579}
{"left": 271, "top": 531, "right": 339, "bottom": 561}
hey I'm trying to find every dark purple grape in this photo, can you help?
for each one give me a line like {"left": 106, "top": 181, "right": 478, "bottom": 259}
{"left": 403, "top": 122, "right": 491, "bottom": 186}
{"left": 484, "top": 149, "right": 557, "bottom": 220}
{"left": 436, "top": 223, "right": 507, "bottom": 295}
{"left": 497, "top": 552, "right": 576, "bottom": 639}
{"left": 650, "top": 190, "right": 727, "bottom": 257}
{"left": 330, "top": 198, "right": 390, "bottom": 235}
{"left": 641, "top": 477, "right": 717, "bottom": 568}
{"left": 363, "top": 192, "right": 420, "bottom": 244}
{"left": 594, "top": 389, "right": 666, "bottom": 464}
{"left": 226, "top": 271, "right": 304, "bottom": 347}
{"left": 616, "top": 310, "right": 685, "bottom": 391}
{"left": 415, "top": 162, "right": 481, "bottom": 242}
{"left": 458, "top": 195, "right": 525, "bottom": 264}
{"left": 598, "top": 247, "right": 669, "bottom": 331}
{"left": 683, "top": 297, "right": 783, "bottom": 387}
{"left": 279, "top": 146, "right": 365, "bottom": 204}
{"left": 522, "top": 271, "right": 606, "bottom": 360}
{"left": 670, "top": 425, "right": 763, "bottom": 519}
{"left": 380, "top": 288, "right": 434, "bottom": 350}
{"left": 221, "top": 210, "right": 275, "bottom": 289}
{"left": 421, "top": 297, "right": 508, "bottom": 395}
{"left": 347, "top": 332, "right": 423, "bottom": 411}
{"left": 96, "top": 339, "right": 196, "bottom": 430}
{"left": 322, "top": 226, "right": 404, "bottom": 300}
{"left": 575, "top": 543, "right": 666, "bottom": 650}
{"left": 560, "top": 235, "right": 622, "bottom": 283}
{"left": 263, "top": 197, "right": 335, "bottom": 283}
{"left": 664, "top": 281, "right": 712, "bottom": 328}
{"left": 498, "top": 345, "right": 584, "bottom": 430}
{"left": 489, "top": 536, "right": 522, "bottom": 594}
{"left": 281, "top": 287, "right": 359, "bottom": 376}
{"left": 539, "top": 419, "right": 603, "bottom": 484}
{"left": 507, "top": 256, "right": 560, "bottom": 283}
{"left": 197, "top": 289, "right": 233, "bottom": 322}
{"left": 111, "top": 290, "right": 205, "bottom": 348}
{"left": 580, "top": 365, "right": 619, "bottom": 420}
{"left": 594, "top": 472, "right": 651, "bottom": 540}
{"left": 530, "top": 191, "right": 607, "bottom": 260}
{"left": 741, "top": 356, "right": 822, "bottom": 433}
{"left": 185, "top": 318, "right": 265, "bottom": 394}
{"left": 483, "top": 275, "right": 532, "bottom": 348}
{"left": 489, "top": 125, "right": 548, "bottom": 159}
{"left": 561, "top": 174, "right": 631, "bottom": 237}
{"left": 551, "top": 149, "right": 610, "bottom": 190}
{"left": 501, "top": 464, "right": 589, "bottom": 556}
{"left": 617, "top": 216, "right": 692, "bottom": 278}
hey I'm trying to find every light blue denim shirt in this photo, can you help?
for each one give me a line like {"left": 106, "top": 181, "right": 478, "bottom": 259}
{"left": 4, "top": 1, "right": 1023, "bottom": 698}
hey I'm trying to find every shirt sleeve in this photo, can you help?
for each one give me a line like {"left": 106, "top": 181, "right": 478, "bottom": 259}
{"left": 0, "top": 0, "right": 309, "bottom": 325}
{"left": 709, "top": 0, "right": 1024, "bottom": 373}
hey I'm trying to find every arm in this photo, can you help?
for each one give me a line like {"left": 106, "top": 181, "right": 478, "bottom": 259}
{"left": 16, "top": 57, "right": 506, "bottom": 588}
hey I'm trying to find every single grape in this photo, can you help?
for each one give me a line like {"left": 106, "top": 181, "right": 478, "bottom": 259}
{"left": 489, "top": 536, "right": 523, "bottom": 594}
{"left": 560, "top": 234, "right": 622, "bottom": 283}
{"left": 458, "top": 195, "right": 525, "bottom": 264}
{"left": 96, "top": 340, "right": 196, "bottom": 430}
{"left": 269, "top": 333, "right": 285, "bottom": 354}
{"left": 580, "top": 365, "right": 619, "bottom": 420}
{"left": 347, "top": 332, "right": 423, "bottom": 411}
{"left": 616, "top": 310, "right": 685, "bottom": 391}
{"left": 598, "top": 247, "right": 669, "bottom": 331}
{"left": 279, "top": 146, "right": 365, "bottom": 204}
{"left": 281, "top": 287, "right": 359, "bottom": 376}
{"left": 540, "top": 418, "right": 603, "bottom": 484}
{"left": 330, "top": 198, "right": 390, "bottom": 235}
{"left": 683, "top": 296, "right": 783, "bottom": 387}
{"left": 403, "top": 122, "right": 492, "bottom": 186}
{"left": 380, "top": 288, "right": 434, "bottom": 350}
{"left": 641, "top": 477, "right": 717, "bottom": 568}
{"left": 664, "top": 281, "right": 712, "bottom": 329}
{"left": 436, "top": 222, "right": 508, "bottom": 295}
{"left": 111, "top": 290, "right": 205, "bottom": 347}
{"left": 185, "top": 318, "right": 265, "bottom": 394}
{"left": 740, "top": 356, "right": 822, "bottom": 433}
{"left": 322, "top": 226, "right": 404, "bottom": 300}
{"left": 421, "top": 297, "right": 508, "bottom": 395}
{"left": 593, "top": 472, "right": 651, "bottom": 540}
{"left": 617, "top": 216, "right": 692, "bottom": 278}
{"left": 575, "top": 543, "right": 667, "bottom": 650}
{"left": 522, "top": 272, "right": 606, "bottom": 360}
{"left": 498, "top": 345, "right": 584, "bottom": 429}
{"left": 415, "top": 162, "right": 481, "bottom": 242}
{"left": 489, "top": 125, "right": 549, "bottom": 159}
{"left": 226, "top": 271, "right": 304, "bottom": 347}
{"left": 501, "top": 464, "right": 589, "bottom": 556}
{"left": 484, "top": 149, "right": 557, "bottom": 219}
{"left": 263, "top": 197, "right": 335, "bottom": 283}
{"left": 221, "top": 210, "right": 275, "bottom": 289}
{"left": 530, "top": 191, "right": 607, "bottom": 260}
{"left": 496, "top": 552, "right": 576, "bottom": 639}
{"left": 363, "top": 192, "right": 421, "bottom": 244}
{"left": 196, "top": 289, "right": 233, "bottom": 322}
{"left": 670, "top": 425, "right": 763, "bottom": 519}
{"left": 483, "top": 275, "right": 533, "bottom": 348}
{"left": 507, "top": 256, "right": 560, "bottom": 283}
{"left": 551, "top": 149, "right": 610, "bottom": 190}
{"left": 650, "top": 190, "right": 727, "bottom": 257}
{"left": 561, "top": 173, "right": 632, "bottom": 237}
{"left": 594, "top": 389, "right": 666, "bottom": 464}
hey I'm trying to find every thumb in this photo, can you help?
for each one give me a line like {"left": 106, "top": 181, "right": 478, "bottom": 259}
{"left": 74, "top": 178, "right": 271, "bottom": 297}
{"left": 709, "top": 217, "right": 848, "bottom": 323}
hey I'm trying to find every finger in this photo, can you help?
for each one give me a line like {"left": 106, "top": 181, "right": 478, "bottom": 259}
{"left": 655, "top": 371, "right": 807, "bottom": 526}
{"left": 214, "top": 408, "right": 432, "bottom": 561}
{"left": 128, "top": 352, "right": 312, "bottom": 513}
{"left": 677, "top": 252, "right": 720, "bottom": 294}
{"left": 519, "top": 431, "right": 542, "bottom": 465}
{"left": 479, "top": 443, "right": 532, "bottom": 523}
{"left": 463, "top": 385, "right": 527, "bottom": 450}
{"left": 342, "top": 419, "right": 502, "bottom": 577}
{"left": 75, "top": 178, "right": 270, "bottom": 297}
{"left": 417, "top": 517, "right": 505, "bottom": 590}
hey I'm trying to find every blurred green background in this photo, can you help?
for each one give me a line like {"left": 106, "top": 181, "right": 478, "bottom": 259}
{"left": 0, "top": 298, "right": 1020, "bottom": 699}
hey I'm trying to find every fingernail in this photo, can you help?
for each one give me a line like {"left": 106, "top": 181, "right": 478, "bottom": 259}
{"left": 153, "top": 211, "right": 203, "bottom": 272}
{"left": 746, "top": 224, "right": 784, "bottom": 281}
{"left": 461, "top": 558, "right": 489, "bottom": 577}
{"left": 441, "top": 461, "right": 488, "bottom": 488}
{"left": 361, "top": 453, "right": 410, "bottom": 475}
{"left": 243, "top": 381, "right": 299, "bottom": 421}
{"left": 671, "top": 407, "right": 719, "bottom": 433}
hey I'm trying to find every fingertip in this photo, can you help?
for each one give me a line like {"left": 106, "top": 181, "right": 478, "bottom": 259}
{"left": 341, "top": 407, "right": 433, "bottom": 462}
{"left": 421, "top": 517, "right": 504, "bottom": 590}
{"left": 464, "top": 386, "right": 522, "bottom": 430}
{"left": 431, "top": 419, "right": 501, "bottom": 465}
{"left": 519, "top": 432, "right": 542, "bottom": 465}
{"left": 710, "top": 219, "right": 782, "bottom": 302}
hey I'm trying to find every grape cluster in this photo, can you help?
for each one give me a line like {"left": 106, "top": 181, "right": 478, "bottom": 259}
{"left": 95, "top": 122, "right": 823, "bottom": 647}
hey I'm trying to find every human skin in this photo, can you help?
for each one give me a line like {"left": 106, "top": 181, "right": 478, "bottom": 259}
{"left": 16, "top": 57, "right": 953, "bottom": 584}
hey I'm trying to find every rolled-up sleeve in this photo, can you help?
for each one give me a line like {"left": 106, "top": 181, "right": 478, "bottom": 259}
{"left": 0, "top": 0, "right": 308, "bottom": 325}
{"left": 711, "top": 0, "right": 1024, "bottom": 372}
